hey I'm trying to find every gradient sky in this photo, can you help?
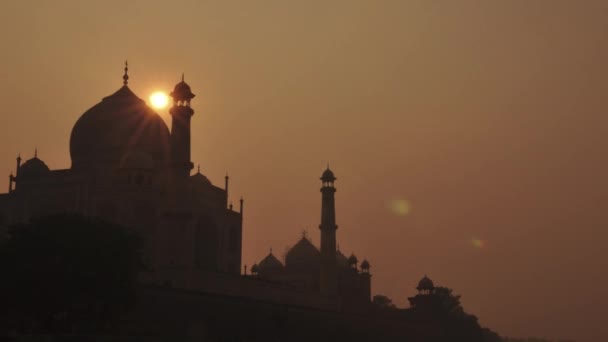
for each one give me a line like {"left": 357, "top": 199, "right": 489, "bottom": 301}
{"left": 1, "top": 1, "right": 607, "bottom": 341}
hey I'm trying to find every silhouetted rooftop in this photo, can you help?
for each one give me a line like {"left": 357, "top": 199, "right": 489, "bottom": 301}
{"left": 417, "top": 276, "right": 434, "bottom": 291}
{"left": 259, "top": 251, "right": 284, "bottom": 273}
{"left": 19, "top": 156, "right": 50, "bottom": 178}
{"left": 285, "top": 236, "right": 320, "bottom": 269}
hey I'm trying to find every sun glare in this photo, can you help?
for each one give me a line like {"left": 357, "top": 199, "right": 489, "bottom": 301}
{"left": 150, "top": 91, "right": 169, "bottom": 109}
{"left": 471, "top": 238, "right": 485, "bottom": 249}
{"left": 389, "top": 199, "right": 411, "bottom": 216}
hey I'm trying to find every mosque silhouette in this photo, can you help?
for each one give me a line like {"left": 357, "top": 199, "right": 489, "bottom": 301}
{"left": 0, "top": 64, "right": 459, "bottom": 341}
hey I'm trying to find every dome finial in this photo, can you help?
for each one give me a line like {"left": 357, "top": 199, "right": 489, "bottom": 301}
{"left": 197, "top": 164, "right": 200, "bottom": 173}
{"left": 123, "top": 60, "right": 129, "bottom": 86}
{"left": 170, "top": 74, "right": 195, "bottom": 102}
{"left": 34, "top": 148, "right": 37, "bottom": 157}
{"left": 321, "top": 166, "right": 336, "bottom": 182}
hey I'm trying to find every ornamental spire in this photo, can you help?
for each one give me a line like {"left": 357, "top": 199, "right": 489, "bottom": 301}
{"left": 123, "top": 60, "right": 129, "bottom": 86}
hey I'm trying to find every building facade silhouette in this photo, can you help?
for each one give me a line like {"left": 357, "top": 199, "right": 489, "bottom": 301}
{"left": 0, "top": 66, "right": 489, "bottom": 342}
{"left": 249, "top": 167, "right": 371, "bottom": 311}
{"left": 1, "top": 65, "right": 242, "bottom": 278}
{"left": 0, "top": 65, "right": 370, "bottom": 311}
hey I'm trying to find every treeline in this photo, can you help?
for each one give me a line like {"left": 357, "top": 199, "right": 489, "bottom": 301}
{"left": 503, "top": 338, "right": 575, "bottom": 342}
{"left": 0, "top": 214, "right": 145, "bottom": 334}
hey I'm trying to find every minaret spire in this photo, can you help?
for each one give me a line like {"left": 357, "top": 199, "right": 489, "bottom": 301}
{"left": 319, "top": 167, "right": 338, "bottom": 297}
{"left": 169, "top": 73, "right": 196, "bottom": 183}
{"left": 123, "top": 60, "right": 129, "bottom": 86}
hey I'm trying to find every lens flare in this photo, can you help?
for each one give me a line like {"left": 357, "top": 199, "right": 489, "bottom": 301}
{"left": 471, "top": 238, "right": 485, "bottom": 249}
{"left": 389, "top": 199, "right": 411, "bottom": 216}
{"left": 149, "top": 91, "right": 169, "bottom": 109}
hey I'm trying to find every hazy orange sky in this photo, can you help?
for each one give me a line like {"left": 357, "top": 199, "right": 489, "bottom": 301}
{"left": 1, "top": 1, "right": 607, "bottom": 341}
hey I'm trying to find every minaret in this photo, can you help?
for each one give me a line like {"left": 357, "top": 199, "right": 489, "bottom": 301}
{"left": 8, "top": 173, "right": 13, "bottom": 193}
{"left": 169, "top": 74, "right": 196, "bottom": 181}
{"left": 319, "top": 166, "right": 338, "bottom": 297}
{"left": 16, "top": 154, "right": 21, "bottom": 177}
{"left": 11, "top": 154, "right": 21, "bottom": 192}
{"left": 225, "top": 173, "right": 229, "bottom": 208}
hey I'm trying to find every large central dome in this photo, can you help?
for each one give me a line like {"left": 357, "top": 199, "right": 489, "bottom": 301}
{"left": 70, "top": 85, "right": 171, "bottom": 170}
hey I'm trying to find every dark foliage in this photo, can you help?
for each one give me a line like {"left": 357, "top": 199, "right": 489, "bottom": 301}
{"left": 482, "top": 327, "right": 504, "bottom": 342}
{"left": 434, "top": 286, "right": 467, "bottom": 316}
{"left": 372, "top": 294, "right": 396, "bottom": 309}
{"left": 410, "top": 285, "right": 485, "bottom": 342}
{"left": 0, "top": 214, "right": 145, "bottom": 334}
{"left": 503, "top": 338, "right": 575, "bottom": 342}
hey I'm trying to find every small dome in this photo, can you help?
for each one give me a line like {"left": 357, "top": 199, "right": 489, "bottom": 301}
{"left": 336, "top": 249, "right": 349, "bottom": 268}
{"left": 360, "top": 259, "right": 370, "bottom": 270}
{"left": 321, "top": 167, "right": 336, "bottom": 182}
{"left": 170, "top": 76, "right": 195, "bottom": 101}
{"left": 285, "top": 236, "right": 320, "bottom": 270}
{"left": 19, "top": 156, "right": 50, "bottom": 178}
{"left": 190, "top": 169, "right": 212, "bottom": 189}
{"left": 258, "top": 252, "right": 284, "bottom": 274}
{"left": 417, "top": 275, "right": 434, "bottom": 291}
{"left": 347, "top": 253, "right": 358, "bottom": 266}
{"left": 251, "top": 263, "right": 260, "bottom": 274}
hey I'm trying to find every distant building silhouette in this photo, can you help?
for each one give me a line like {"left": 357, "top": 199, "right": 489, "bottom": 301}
{"left": 408, "top": 275, "right": 443, "bottom": 312}
{"left": 249, "top": 167, "right": 371, "bottom": 311}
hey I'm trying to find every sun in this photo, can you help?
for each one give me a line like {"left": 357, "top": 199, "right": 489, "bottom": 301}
{"left": 149, "top": 91, "right": 169, "bottom": 109}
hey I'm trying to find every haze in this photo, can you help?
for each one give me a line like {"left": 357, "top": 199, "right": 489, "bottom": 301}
{"left": 1, "top": 1, "right": 607, "bottom": 341}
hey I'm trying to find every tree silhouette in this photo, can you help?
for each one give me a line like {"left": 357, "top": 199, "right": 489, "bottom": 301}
{"left": 503, "top": 338, "right": 575, "bottom": 342}
{"left": 434, "top": 286, "right": 467, "bottom": 317}
{"left": 372, "top": 294, "right": 397, "bottom": 309}
{"left": 481, "top": 327, "right": 503, "bottom": 342}
{"left": 410, "top": 285, "right": 484, "bottom": 342}
{"left": 0, "top": 214, "right": 145, "bottom": 334}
